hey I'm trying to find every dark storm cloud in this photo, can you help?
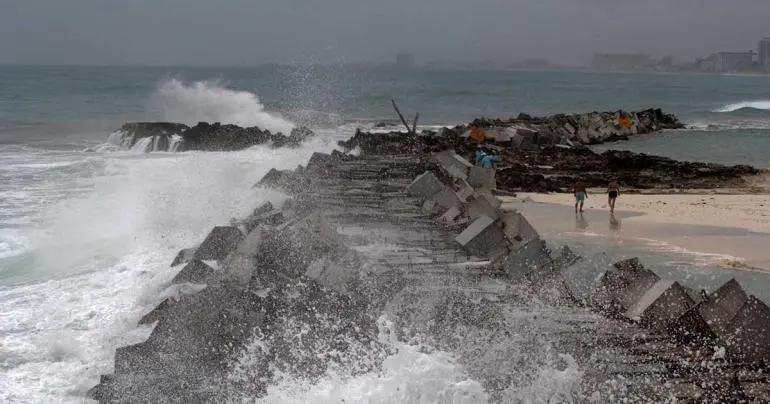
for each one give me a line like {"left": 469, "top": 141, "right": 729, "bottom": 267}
{"left": 1, "top": 0, "right": 769, "bottom": 65}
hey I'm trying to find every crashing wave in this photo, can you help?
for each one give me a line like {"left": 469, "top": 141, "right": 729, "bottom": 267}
{"left": 713, "top": 100, "right": 770, "bottom": 113}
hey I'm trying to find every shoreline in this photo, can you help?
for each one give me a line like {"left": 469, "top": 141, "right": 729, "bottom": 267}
{"left": 504, "top": 192, "right": 770, "bottom": 272}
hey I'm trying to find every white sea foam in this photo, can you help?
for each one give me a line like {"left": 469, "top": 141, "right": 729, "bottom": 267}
{"left": 232, "top": 316, "right": 489, "bottom": 404}
{"left": 0, "top": 135, "right": 337, "bottom": 402}
{"left": 152, "top": 79, "right": 296, "bottom": 134}
{"left": 713, "top": 100, "right": 770, "bottom": 113}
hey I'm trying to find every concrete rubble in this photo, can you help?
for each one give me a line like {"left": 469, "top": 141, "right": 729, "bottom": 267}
{"left": 89, "top": 139, "right": 770, "bottom": 403}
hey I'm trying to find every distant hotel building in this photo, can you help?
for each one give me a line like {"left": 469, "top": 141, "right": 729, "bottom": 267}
{"left": 759, "top": 38, "right": 770, "bottom": 70}
{"left": 591, "top": 53, "right": 654, "bottom": 71}
{"left": 713, "top": 51, "right": 755, "bottom": 72}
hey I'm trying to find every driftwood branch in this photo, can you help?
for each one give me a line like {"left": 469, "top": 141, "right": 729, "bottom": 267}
{"left": 411, "top": 113, "right": 420, "bottom": 134}
{"left": 391, "top": 99, "right": 412, "bottom": 133}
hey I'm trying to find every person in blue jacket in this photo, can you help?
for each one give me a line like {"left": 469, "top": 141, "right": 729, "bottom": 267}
{"left": 480, "top": 153, "right": 499, "bottom": 169}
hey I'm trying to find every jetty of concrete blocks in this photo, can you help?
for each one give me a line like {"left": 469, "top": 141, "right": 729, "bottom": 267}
{"left": 423, "top": 148, "right": 770, "bottom": 372}
{"left": 410, "top": 149, "right": 553, "bottom": 282}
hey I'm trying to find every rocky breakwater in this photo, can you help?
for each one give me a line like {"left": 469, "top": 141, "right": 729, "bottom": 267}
{"left": 465, "top": 108, "right": 685, "bottom": 147}
{"left": 106, "top": 122, "right": 315, "bottom": 152}
{"left": 90, "top": 130, "right": 770, "bottom": 402}
{"left": 340, "top": 126, "right": 760, "bottom": 193}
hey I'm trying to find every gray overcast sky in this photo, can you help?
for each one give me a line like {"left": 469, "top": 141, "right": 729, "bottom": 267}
{"left": 2, "top": 0, "right": 769, "bottom": 66}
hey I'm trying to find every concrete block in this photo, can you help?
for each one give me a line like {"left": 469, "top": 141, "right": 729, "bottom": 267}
{"left": 440, "top": 206, "right": 462, "bottom": 223}
{"left": 421, "top": 199, "right": 438, "bottom": 213}
{"left": 466, "top": 193, "right": 500, "bottom": 221}
{"left": 600, "top": 259, "right": 660, "bottom": 311}
{"left": 433, "top": 150, "right": 473, "bottom": 180}
{"left": 172, "top": 260, "right": 216, "bottom": 285}
{"left": 699, "top": 278, "right": 748, "bottom": 338}
{"left": 504, "top": 238, "right": 551, "bottom": 282}
{"left": 256, "top": 168, "right": 285, "bottom": 187}
{"left": 406, "top": 171, "right": 445, "bottom": 198}
{"left": 243, "top": 210, "right": 285, "bottom": 233}
{"left": 671, "top": 305, "right": 718, "bottom": 344}
{"left": 500, "top": 211, "right": 538, "bottom": 246}
{"left": 170, "top": 247, "right": 197, "bottom": 267}
{"left": 431, "top": 186, "right": 463, "bottom": 209}
{"left": 115, "top": 343, "right": 160, "bottom": 374}
{"left": 624, "top": 280, "right": 696, "bottom": 330}
{"left": 468, "top": 166, "right": 496, "bottom": 189}
{"left": 455, "top": 215, "right": 507, "bottom": 258}
{"left": 456, "top": 180, "right": 475, "bottom": 202}
{"left": 138, "top": 298, "right": 172, "bottom": 325}
{"left": 723, "top": 296, "right": 770, "bottom": 360}
{"left": 562, "top": 253, "right": 614, "bottom": 303}
{"left": 193, "top": 226, "right": 245, "bottom": 262}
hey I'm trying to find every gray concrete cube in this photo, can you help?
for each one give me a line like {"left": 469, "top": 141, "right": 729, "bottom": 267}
{"left": 455, "top": 215, "right": 507, "bottom": 259}
{"left": 504, "top": 238, "right": 550, "bottom": 282}
{"left": 468, "top": 166, "right": 496, "bottom": 189}
{"left": 406, "top": 171, "right": 445, "bottom": 198}
{"left": 624, "top": 280, "right": 696, "bottom": 331}
{"left": 433, "top": 150, "right": 473, "bottom": 180}
{"left": 562, "top": 252, "right": 614, "bottom": 303}
{"left": 723, "top": 296, "right": 770, "bottom": 361}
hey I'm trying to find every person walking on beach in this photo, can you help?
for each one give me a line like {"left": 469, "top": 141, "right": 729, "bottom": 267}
{"left": 572, "top": 180, "right": 588, "bottom": 213}
{"left": 607, "top": 179, "right": 620, "bottom": 213}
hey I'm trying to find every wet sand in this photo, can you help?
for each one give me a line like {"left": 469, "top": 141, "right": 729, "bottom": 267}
{"left": 502, "top": 194, "right": 770, "bottom": 271}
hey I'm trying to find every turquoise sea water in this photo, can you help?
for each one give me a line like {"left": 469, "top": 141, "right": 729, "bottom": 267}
{"left": 1, "top": 65, "right": 770, "bottom": 402}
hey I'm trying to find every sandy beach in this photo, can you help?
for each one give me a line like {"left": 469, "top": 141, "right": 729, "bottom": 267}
{"left": 501, "top": 192, "right": 770, "bottom": 272}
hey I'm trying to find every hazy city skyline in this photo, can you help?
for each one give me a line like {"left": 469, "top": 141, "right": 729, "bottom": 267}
{"left": 2, "top": 0, "right": 770, "bottom": 66}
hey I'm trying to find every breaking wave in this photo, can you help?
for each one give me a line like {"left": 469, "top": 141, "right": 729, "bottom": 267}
{"left": 151, "top": 79, "right": 296, "bottom": 134}
{"left": 713, "top": 100, "right": 770, "bottom": 114}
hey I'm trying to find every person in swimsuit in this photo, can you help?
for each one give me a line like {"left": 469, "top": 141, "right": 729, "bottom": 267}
{"left": 607, "top": 180, "right": 620, "bottom": 213}
{"left": 572, "top": 180, "right": 588, "bottom": 213}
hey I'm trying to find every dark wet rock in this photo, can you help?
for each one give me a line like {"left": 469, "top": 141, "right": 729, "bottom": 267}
{"left": 337, "top": 117, "right": 757, "bottom": 192}
{"left": 171, "top": 260, "right": 217, "bottom": 285}
{"left": 193, "top": 226, "right": 244, "bottom": 262}
{"left": 109, "top": 122, "right": 315, "bottom": 152}
{"left": 170, "top": 248, "right": 197, "bottom": 267}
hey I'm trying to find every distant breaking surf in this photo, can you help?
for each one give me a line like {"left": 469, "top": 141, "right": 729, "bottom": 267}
{"left": 713, "top": 100, "right": 770, "bottom": 113}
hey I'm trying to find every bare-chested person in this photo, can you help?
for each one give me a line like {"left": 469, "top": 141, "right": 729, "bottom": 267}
{"left": 572, "top": 180, "right": 588, "bottom": 213}
{"left": 607, "top": 180, "right": 620, "bottom": 213}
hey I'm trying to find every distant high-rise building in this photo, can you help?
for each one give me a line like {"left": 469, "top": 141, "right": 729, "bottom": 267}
{"left": 396, "top": 53, "right": 416, "bottom": 67}
{"left": 759, "top": 38, "right": 770, "bottom": 69}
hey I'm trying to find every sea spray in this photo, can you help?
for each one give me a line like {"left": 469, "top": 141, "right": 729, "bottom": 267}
{"left": 0, "top": 136, "right": 337, "bottom": 401}
{"left": 152, "top": 79, "right": 296, "bottom": 134}
{"left": 229, "top": 315, "right": 490, "bottom": 404}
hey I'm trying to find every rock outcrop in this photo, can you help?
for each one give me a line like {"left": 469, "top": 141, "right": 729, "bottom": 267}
{"left": 463, "top": 108, "right": 684, "bottom": 146}
{"left": 106, "top": 122, "right": 315, "bottom": 152}
{"left": 339, "top": 128, "right": 760, "bottom": 193}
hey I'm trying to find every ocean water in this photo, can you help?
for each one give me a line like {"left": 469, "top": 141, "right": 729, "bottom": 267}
{"left": 1, "top": 66, "right": 770, "bottom": 402}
